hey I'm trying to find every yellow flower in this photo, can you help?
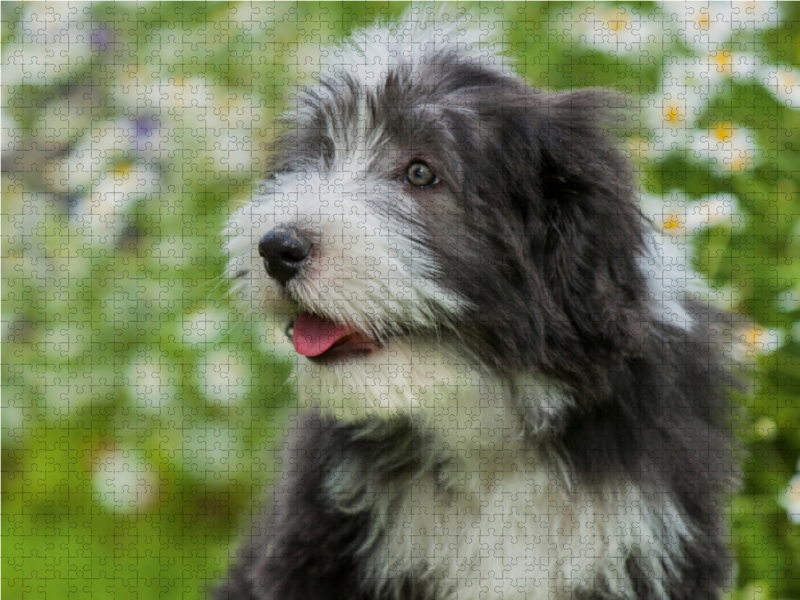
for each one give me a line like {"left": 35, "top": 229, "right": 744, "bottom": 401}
{"left": 662, "top": 101, "right": 686, "bottom": 127}
{"left": 709, "top": 50, "right": 734, "bottom": 75}
{"left": 710, "top": 122, "right": 734, "bottom": 143}
{"left": 742, "top": 326, "right": 780, "bottom": 354}
{"left": 694, "top": 8, "right": 711, "bottom": 31}
{"left": 603, "top": 8, "right": 631, "bottom": 33}
{"left": 662, "top": 212, "right": 685, "bottom": 232}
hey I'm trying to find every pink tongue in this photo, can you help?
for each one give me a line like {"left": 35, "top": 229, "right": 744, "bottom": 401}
{"left": 293, "top": 312, "right": 355, "bottom": 357}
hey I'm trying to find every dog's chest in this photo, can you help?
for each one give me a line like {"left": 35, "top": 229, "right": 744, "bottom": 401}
{"left": 349, "top": 449, "right": 680, "bottom": 600}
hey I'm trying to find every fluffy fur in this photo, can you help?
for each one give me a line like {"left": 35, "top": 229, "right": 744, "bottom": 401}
{"left": 217, "top": 9, "right": 736, "bottom": 600}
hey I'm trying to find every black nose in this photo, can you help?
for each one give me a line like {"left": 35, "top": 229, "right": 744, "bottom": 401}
{"left": 257, "top": 227, "right": 312, "bottom": 284}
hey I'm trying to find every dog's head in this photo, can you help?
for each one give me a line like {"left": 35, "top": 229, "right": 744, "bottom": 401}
{"left": 227, "top": 12, "right": 691, "bottom": 427}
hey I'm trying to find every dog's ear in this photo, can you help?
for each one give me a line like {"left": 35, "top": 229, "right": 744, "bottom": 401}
{"left": 527, "top": 90, "right": 647, "bottom": 353}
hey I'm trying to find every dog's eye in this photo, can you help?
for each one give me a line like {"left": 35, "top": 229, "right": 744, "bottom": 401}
{"left": 405, "top": 162, "right": 437, "bottom": 188}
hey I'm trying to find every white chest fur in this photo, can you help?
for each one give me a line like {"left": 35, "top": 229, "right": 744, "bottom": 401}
{"left": 355, "top": 447, "right": 689, "bottom": 600}
{"left": 299, "top": 342, "right": 689, "bottom": 599}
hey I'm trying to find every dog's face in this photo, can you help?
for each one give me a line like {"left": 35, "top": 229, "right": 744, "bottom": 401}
{"left": 228, "top": 17, "right": 682, "bottom": 430}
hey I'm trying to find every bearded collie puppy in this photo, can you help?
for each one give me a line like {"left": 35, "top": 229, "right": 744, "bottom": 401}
{"left": 217, "top": 9, "right": 736, "bottom": 600}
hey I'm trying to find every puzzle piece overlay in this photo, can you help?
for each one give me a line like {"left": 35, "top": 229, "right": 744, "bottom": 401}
{"left": 2, "top": 3, "right": 800, "bottom": 599}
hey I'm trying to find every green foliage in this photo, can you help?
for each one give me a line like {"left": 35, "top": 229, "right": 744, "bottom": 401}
{"left": 2, "top": 3, "right": 799, "bottom": 598}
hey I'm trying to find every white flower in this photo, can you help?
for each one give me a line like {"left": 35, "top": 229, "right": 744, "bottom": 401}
{"left": 73, "top": 160, "right": 159, "bottom": 239}
{"left": 645, "top": 66, "right": 708, "bottom": 155}
{"left": 2, "top": 110, "right": 22, "bottom": 154}
{"left": 146, "top": 76, "right": 258, "bottom": 172}
{"left": 641, "top": 191, "right": 693, "bottom": 241}
{"left": 34, "top": 366, "right": 72, "bottom": 412}
{"left": 659, "top": 51, "right": 760, "bottom": 101}
{"left": 44, "top": 324, "right": 87, "bottom": 361}
{"left": 640, "top": 191, "right": 740, "bottom": 240}
{"left": 113, "top": 68, "right": 164, "bottom": 110}
{"left": 645, "top": 92, "right": 698, "bottom": 154}
{"left": 741, "top": 325, "right": 782, "bottom": 355}
{"left": 4, "top": 3, "right": 96, "bottom": 86}
{"left": 60, "top": 115, "right": 162, "bottom": 190}
{"left": 182, "top": 309, "right": 229, "bottom": 346}
{"left": 288, "top": 43, "right": 329, "bottom": 83}
{"left": 662, "top": 2, "right": 736, "bottom": 53}
{"left": 759, "top": 64, "right": 800, "bottom": 108}
{"left": 728, "top": 322, "right": 783, "bottom": 362}
{"left": 730, "top": 1, "right": 780, "bottom": 31}
{"left": 780, "top": 473, "right": 800, "bottom": 524}
{"left": 196, "top": 350, "right": 248, "bottom": 403}
{"left": 690, "top": 122, "right": 762, "bottom": 173}
{"left": 702, "top": 49, "right": 760, "bottom": 83}
{"left": 127, "top": 355, "right": 176, "bottom": 411}
{"left": 93, "top": 450, "right": 159, "bottom": 513}
{"left": 573, "top": 5, "right": 664, "bottom": 56}
{"left": 647, "top": 54, "right": 765, "bottom": 161}
{"left": 662, "top": 58, "right": 714, "bottom": 99}
{"left": 776, "top": 289, "right": 800, "bottom": 314}
{"left": 688, "top": 192, "right": 742, "bottom": 233}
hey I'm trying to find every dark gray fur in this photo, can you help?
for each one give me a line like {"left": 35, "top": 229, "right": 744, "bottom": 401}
{"left": 215, "top": 44, "right": 737, "bottom": 600}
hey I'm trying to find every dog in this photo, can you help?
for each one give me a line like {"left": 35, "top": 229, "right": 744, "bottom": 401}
{"left": 217, "top": 10, "right": 736, "bottom": 600}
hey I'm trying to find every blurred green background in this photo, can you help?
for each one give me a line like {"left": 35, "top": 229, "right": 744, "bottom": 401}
{"left": 2, "top": 2, "right": 799, "bottom": 598}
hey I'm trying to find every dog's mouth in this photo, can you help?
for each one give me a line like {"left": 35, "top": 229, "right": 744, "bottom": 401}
{"left": 287, "top": 312, "right": 380, "bottom": 363}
